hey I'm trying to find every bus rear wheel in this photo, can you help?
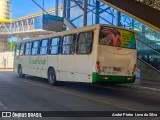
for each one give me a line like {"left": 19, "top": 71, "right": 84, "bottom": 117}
{"left": 48, "top": 68, "right": 56, "bottom": 86}
{"left": 18, "top": 66, "right": 25, "bottom": 78}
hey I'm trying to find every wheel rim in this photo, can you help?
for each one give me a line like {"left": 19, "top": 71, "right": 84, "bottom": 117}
{"left": 19, "top": 68, "right": 22, "bottom": 75}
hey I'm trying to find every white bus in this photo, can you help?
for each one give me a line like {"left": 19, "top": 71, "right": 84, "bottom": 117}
{"left": 14, "top": 24, "right": 137, "bottom": 85}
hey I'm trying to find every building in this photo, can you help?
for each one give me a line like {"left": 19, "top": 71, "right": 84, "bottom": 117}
{"left": 0, "top": 0, "right": 10, "bottom": 53}
{"left": 0, "top": 0, "right": 10, "bottom": 19}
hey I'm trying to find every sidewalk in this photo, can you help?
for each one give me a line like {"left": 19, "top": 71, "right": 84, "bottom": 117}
{"left": 140, "top": 79, "right": 160, "bottom": 89}
{"left": 128, "top": 79, "right": 160, "bottom": 95}
{"left": 0, "top": 68, "right": 13, "bottom": 72}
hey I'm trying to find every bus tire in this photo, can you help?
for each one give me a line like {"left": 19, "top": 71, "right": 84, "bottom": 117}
{"left": 18, "top": 66, "right": 25, "bottom": 78}
{"left": 48, "top": 68, "right": 56, "bottom": 86}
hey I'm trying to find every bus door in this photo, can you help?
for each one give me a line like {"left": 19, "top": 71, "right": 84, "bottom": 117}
{"left": 23, "top": 42, "right": 32, "bottom": 75}
{"left": 13, "top": 44, "right": 20, "bottom": 72}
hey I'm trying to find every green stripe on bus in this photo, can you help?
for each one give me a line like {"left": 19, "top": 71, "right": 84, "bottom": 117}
{"left": 92, "top": 72, "right": 136, "bottom": 83}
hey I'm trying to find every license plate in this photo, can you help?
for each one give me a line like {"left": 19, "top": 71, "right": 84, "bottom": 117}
{"left": 114, "top": 67, "right": 121, "bottom": 72}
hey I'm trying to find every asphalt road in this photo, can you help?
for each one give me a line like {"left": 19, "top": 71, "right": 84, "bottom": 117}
{"left": 0, "top": 71, "right": 160, "bottom": 120}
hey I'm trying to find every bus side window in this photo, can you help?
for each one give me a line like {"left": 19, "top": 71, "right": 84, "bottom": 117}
{"left": 77, "top": 31, "right": 93, "bottom": 54}
{"left": 19, "top": 43, "right": 25, "bottom": 56}
{"left": 25, "top": 42, "right": 32, "bottom": 55}
{"left": 50, "top": 37, "right": 60, "bottom": 55}
{"left": 62, "top": 35, "right": 76, "bottom": 54}
{"left": 31, "top": 41, "right": 39, "bottom": 55}
{"left": 40, "top": 39, "right": 48, "bottom": 55}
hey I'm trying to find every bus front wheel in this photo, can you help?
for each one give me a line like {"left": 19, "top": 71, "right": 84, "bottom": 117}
{"left": 18, "top": 66, "right": 25, "bottom": 78}
{"left": 48, "top": 68, "right": 56, "bottom": 86}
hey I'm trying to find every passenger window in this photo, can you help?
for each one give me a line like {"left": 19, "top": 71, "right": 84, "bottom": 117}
{"left": 50, "top": 37, "right": 60, "bottom": 55}
{"left": 31, "top": 41, "right": 39, "bottom": 55}
{"left": 19, "top": 43, "right": 25, "bottom": 55}
{"left": 77, "top": 31, "right": 93, "bottom": 54}
{"left": 62, "top": 35, "right": 75, "bottom": 54}
{"left": 25, "top": 42, "right": 32, "bottom": 55}
{"left": 40, "top": 39, "right": 48, "bottom": 55}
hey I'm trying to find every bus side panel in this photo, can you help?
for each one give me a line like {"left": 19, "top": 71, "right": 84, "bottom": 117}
{"left": 39, "top": 55, "right": 48, "bottom": 79}
{"left": 13, "top": 55, "right": 18, "bottom": 72}
{"left": 74, "top": 54, "right": 93, "bottom": 83}
{"left": 29, "top": 55, "right": 41, "bottom": 77}
{"left": 22, "top": 56, "right": 31, "bottom": 75}
{"left": 74, "top": 28, "right": 99, "bottom": 83}
{"left": 48, "top": 55, "right": 58, "bottom": 79}
{"left": 91, "top": 28, "right": 99, "bottom": 79}
{"left": 58, "top": 55, "right": 74, "bottom": 82}
{"left": 20, "top": 56, "right": 30, "bottom": 75}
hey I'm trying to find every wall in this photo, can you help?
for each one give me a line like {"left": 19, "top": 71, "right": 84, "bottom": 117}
{"left": 0, "top": 52, "right": 13, "bottom": 68}
{"left": 137, "top": 59, "right": 160, "bottom": 81}
{"left": 0, "top": 0, "right": 10, "bottom": 19}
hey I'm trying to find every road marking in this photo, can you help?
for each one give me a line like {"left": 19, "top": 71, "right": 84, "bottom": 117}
{"left": 23, "top": 80, "right": 136, "bottom": 111}
{"left": 88, "top": 84, "right": 123, "bottom": 90}
{"left": 0, "top": 102, "right": 22, "bottom": 120}
{"left": 0, "top": 102, "right": 8, "bottom": 109}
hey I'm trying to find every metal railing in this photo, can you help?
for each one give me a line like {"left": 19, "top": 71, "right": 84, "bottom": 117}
{"left": 137, "top": 39, "right": 160, "bottom": 71}
{"left": 136, "top": 32, "right": 160, "bottom": 52}
{"left": 0, "top": 9, "right": 63, "bottom": 34}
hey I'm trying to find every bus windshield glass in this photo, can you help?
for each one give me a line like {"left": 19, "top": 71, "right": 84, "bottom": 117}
{"left": 99, "top": 26, "right": 136, "bottom": 49}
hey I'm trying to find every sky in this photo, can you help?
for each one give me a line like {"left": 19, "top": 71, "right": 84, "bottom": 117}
{"left": 9, "top": 0, "right": 62, "bottom": 42}
{"left": 11, "top": 0, "right": 62, "bottom": 19}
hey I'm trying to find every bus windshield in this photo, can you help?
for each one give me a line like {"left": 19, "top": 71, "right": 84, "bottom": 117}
{"left": 99, "top": 26, "right": 136, "bottom": 49}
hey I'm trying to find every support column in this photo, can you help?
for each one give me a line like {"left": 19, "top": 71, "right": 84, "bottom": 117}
{"left": 116, "top": 11, "right": 121, "bottom": 27}
{"left": 43, "top": 0, "right": 44, "bottom": 14}
{"left": 142, "top": 25, "right": 146, "bottom": 42}
{"left": 95, "top": 0, "right": 100, "bottom": 24}
{"left": 3, "top": 36, "right": 7, "bottom": 52}
{"left": 83, "top": 0, "right": 88, "bottom": 26}
{"left": 55, "top": 0, "right": 59, "bottom": 16}
{"left": 67, "top": 0, "right": 70, "bottom": 20}
{"left": 132, "top": 19, "right": 134, "bottom": 30}
{"left": 63, "top": 0, "right": 66, "bottom": 18}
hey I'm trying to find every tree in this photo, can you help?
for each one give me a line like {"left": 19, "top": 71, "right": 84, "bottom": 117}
{"left": 7, "top": 41, "right": 17, "bottom": 51}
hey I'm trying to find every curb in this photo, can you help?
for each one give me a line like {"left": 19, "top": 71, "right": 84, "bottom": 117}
{"left": 0, "top": 69, "right": 13, "bottom": 71}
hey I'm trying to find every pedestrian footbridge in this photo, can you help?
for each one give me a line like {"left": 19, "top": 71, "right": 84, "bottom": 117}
{"left": 0, "top": 8, "right": 65, "bottom": 39}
